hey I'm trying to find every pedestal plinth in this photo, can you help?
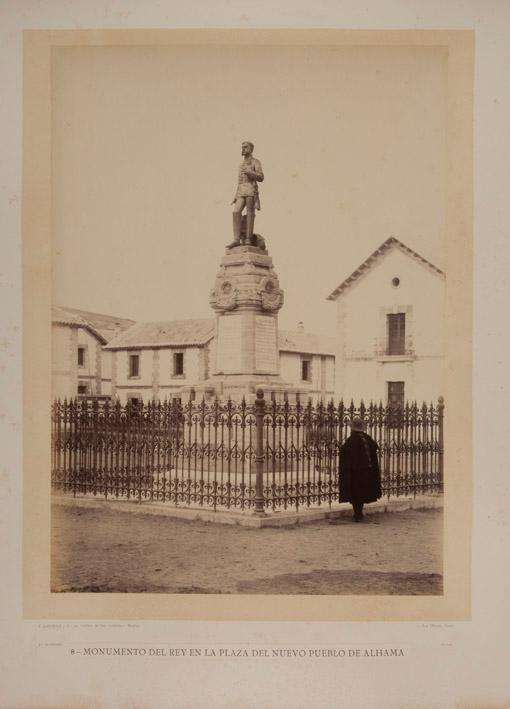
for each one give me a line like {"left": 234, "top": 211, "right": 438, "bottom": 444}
{"left": 201, "top": 245, "right": 298, "bottom": 402}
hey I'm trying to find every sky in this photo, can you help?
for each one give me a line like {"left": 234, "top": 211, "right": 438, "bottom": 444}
{"left": 51, "top": 43, "right": 447, "bottom": 335}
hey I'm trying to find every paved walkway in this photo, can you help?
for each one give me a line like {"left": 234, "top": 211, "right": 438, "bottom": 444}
{"left": 51, "top": 502, "right": 442, "bottom": 595}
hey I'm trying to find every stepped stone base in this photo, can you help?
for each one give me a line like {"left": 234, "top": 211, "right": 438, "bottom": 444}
{"left": 191, "top": 374, "right": 305, "bottom": 404}
{"left": 53, "top": 494, "right": 443, "bottom": 528}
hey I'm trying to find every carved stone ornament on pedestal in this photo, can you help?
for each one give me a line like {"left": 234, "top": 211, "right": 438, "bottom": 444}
{"left": 209, "top": 247, "right": 284, "bottom": 315}
{"left": 260, "top": 277, "right": 282, "bottom": 312}
{"left": 209, "top": 280, "right": 239, "bottom": 312}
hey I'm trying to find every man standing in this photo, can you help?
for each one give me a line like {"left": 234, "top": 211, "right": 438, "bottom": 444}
{"left": 338, "top": 417, "right": 382, "bottom": 521}
{"left": 227, "top": 141, "right": 264, "bottom": 248}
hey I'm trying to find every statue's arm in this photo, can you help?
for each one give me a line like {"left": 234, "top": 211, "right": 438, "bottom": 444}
{"left": 244, "top": 159, "right": 264, "bottom": 182}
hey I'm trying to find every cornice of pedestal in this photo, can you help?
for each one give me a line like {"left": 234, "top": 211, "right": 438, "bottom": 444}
{"left": 209, "top": 244, "right": 284, "bottom": 314}
{"left": 220, "top": 245, "right": 272, "bottom": 269}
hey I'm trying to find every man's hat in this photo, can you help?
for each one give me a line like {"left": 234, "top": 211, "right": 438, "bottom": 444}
{"left": 350, "top": 417, "right": 365, "bottom": 431}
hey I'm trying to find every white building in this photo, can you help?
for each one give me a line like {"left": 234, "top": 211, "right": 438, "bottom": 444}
{"left": 104, "top": 319, "right": 215, "bottom": 403}
{"left": 103, "top": 319, "right": 335, "bottom": 404}
{"left": 278, "top": 326, "right": 335, "bottom": 402}
{"left": 53, "top": 236, "right": 445, "bottom": 407}
{"left": 327, "top": 237, "right": 446, "bottom": 405}
{"left": 51, "top": 306, "right": 135, "bottom": 399}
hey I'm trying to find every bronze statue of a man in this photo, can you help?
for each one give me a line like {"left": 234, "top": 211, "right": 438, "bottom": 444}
{"left": 227, "top": 141, "right": 264, "bottom": 249}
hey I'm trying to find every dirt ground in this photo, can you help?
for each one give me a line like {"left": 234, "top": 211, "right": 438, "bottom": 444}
{"left": 51, "top": 504, "right": 443, "bottom": 595}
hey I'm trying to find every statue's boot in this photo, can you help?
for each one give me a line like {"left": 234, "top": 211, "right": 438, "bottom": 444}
{"left": 239, "top": 214, "right": 247, "bottom": 245}
{"left": 226, "top": 212, "right": 242, "bottom": 249}
{"left": 245, "top": 210, "right": 255, "bottom": 245}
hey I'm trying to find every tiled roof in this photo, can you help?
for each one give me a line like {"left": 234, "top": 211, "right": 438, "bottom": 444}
{"left": 52, "top": 305, "right": 89, "bottom": 328}
{"left": 58, "top": 306, "right": 135, "bottom": 342}
{"left": 104, "top": 319, "right": 216, "bottom": 349}
{"left": 326, "top": 237, "right": 445, "bottom": 301}
{"left": 52, "top": 305, "right": 108, "bottom": 343}
{"left": 52, "top": 305, "right": 135, "bottom": 344}
{"left": 104, "top": 319, "right": 335, "bottom": 355}
{"left": 54, "top": 306, "right": 336, "bottom": 355}
{"left": 278, "top": 330, "right": 335, "bottom": 356}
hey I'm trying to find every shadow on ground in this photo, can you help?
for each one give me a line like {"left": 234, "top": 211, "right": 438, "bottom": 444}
{"left": 237, "top": 569, "right": 442, "bottom": 595}
{"left": 52, "top": 504, "right": 443, "bottom": 596}
{"left": 53, "top": 570, "right": 442, "bottom": 595}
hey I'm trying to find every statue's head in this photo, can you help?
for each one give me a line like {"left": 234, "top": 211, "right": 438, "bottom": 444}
{"left": 241, "top": 141, "right": 254, "bottom": 155}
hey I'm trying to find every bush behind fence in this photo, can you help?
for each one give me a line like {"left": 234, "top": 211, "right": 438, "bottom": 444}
{"left": 51, "top": 392, "right": 444, "bottom": 512}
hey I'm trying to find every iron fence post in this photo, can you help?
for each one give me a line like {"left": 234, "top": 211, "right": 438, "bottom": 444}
{"left": 51, "top": 393, "right": 444, "bottom": 511}
{"left": 438, "top": 396, "right": 444, "bottom": 490}
{"left": 254, "top": 389, "right": 266, "bottom": 516}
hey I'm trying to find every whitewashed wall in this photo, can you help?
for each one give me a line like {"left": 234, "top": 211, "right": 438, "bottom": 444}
{"left": 158, "top": 347, "right": 201, "bottom": 385}
{"left": 52, "top": 323, "right": 109, "bottom": 398}
{"left": 101, "top": 350, "right": 113, "bottom": 396}
{"left": 113, "top": 348, "right": 153, "bottom": 403}
{"left": 76, "top": 328, "right": 102, "bottom": 396}
{"left": 334, "top": 248, "right": 445, "bottom": 404}
{"left": 111, "top": 344, "right": 335, "bottom": 404}
{"left": 52, "top": 324, "right": 74, "bottom": 399}
{"left": 279, "top": 351, "right": 335, "bottom": 401}
{"left": 113, "top": 345, "right": 207, "bottom": 403}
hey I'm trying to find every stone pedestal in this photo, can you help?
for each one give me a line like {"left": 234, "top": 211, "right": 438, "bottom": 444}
{"left": 199, "top": 245, "right": 299, "bottom": 402}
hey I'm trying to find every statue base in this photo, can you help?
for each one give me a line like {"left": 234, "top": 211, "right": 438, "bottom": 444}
{"left": 192, "top": 374, "right": 306, "bottom": 404}
{"left": 207, "top": 243, "right": 300, "bottom": 403}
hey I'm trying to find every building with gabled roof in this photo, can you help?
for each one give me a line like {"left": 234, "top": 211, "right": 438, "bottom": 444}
{"left": 55, "top": 306, "right": 135, "bottom": 344}
{"left": 327, "top": 237, "right": 445, "bottom": 405}
{"left": 52, "top": 305, "right": 135, "bottom": 400}
{"left": 278, "top": 326, "right": 335, "bottom": 401}
{"left": 52, "top": 301, "right": 335, "bottom": 404}
{"left": 104, "top": 318, "right": 216, "bottom": 350}
{"left": 100, "top": 318, "right": 335, "bottom": 404}
{"left": 103, "top": 318, "right": 216, "bottom": 402}
{"left": 326, "top": 237, "right": 445, "bottom": 302}
{"left": 278, "top": 328, "right": 336, "bottom": 357}
{"left": 52, "top": 233, "right": 445, "bottom": 406}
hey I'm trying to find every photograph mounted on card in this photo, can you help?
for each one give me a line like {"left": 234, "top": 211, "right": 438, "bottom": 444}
{"left": 22, "top": 28, "right": 473, "bottom": 620}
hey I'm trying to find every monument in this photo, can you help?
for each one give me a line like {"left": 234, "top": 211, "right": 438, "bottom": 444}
{"left": 196, "top": 142, "right": 301, "bottom": 402}
{"left": 227, "top": 140, "right": 264, "bottom": 249}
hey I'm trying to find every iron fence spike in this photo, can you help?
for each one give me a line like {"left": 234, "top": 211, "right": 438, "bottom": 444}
{"left": 51, "top": 395, "right": 443, "bottom": 510}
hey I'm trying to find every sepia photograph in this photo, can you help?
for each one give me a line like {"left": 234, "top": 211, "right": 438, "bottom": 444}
{"left": 2, "top": 0, "right": 508, "bottom": 705}
{"left": 19, "top": 27, "right": 474, "bottom": 625}
{"left": 46, "top": 36, "right": 451, "bottom": 598}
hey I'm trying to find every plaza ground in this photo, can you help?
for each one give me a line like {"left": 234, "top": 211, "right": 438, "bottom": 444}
{"left": 51, "top": 502, "right": 442, "bottom": 595}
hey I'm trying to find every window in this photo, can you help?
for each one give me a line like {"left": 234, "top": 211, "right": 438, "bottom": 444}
{"left": 173, "top": 352, "right": 184, "bottom": 376}
{"left": 301, "top": 358, "right": 312, "bottom": 382}
{"left": 387, "top": 313, "right": 406, "bottom": 355}
{"left": 129, "top": 354, "right": 140, "bottom": 378}
{"left": 77, "top": 383, "right": 88, "bottom": 396}
{"left": 77, "top": 346, "right": 86, "bottom": 367}
{"left": 127, "top": 395, "right": 142, "bottom": 416}
{"left": 387, "top": 381, "right": 405, "bottom": 410}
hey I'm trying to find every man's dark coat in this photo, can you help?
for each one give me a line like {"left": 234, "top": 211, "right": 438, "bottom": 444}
{"left": 338, "top": 431, "right": 382, "bottom": 504}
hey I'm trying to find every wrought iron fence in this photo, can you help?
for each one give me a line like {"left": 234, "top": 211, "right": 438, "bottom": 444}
{"left": 51, "top": 392, "right": 444, "bottom": 512}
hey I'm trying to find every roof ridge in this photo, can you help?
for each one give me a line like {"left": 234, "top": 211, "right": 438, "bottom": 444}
{"left": 128, "top": 317, "right": 214, "bottom": 326}
{"left": 56, "top": 305, "right": 135, "bottom": 322}
{"left": 326, "top": 237, "right": 445, "bottom": 301}
{"left": 104, "top": 318, "right": 216, "bottom": 350}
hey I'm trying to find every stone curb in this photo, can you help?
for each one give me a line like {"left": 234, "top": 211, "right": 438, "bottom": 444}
{"left": 52, "top": 494, "right": 443, "bottom": 528}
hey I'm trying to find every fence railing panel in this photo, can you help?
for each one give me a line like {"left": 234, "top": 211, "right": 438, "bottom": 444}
{"left": 51, "top": 393, "right": 444, "bottom": 512}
